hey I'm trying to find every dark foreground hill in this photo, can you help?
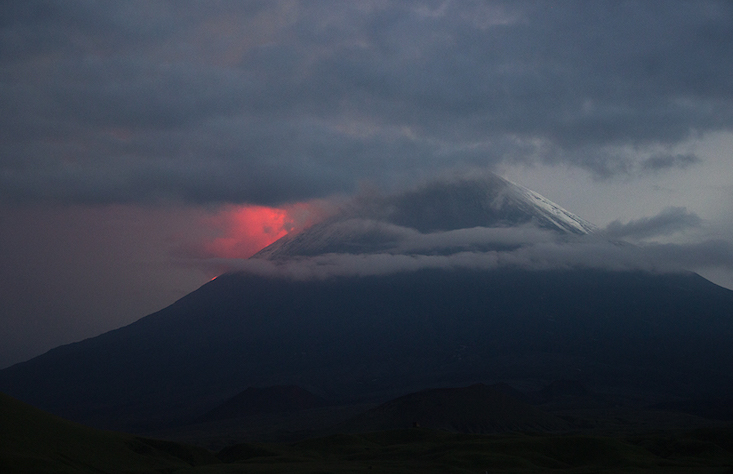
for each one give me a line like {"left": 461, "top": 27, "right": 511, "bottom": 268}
{"left": 199, "top": 385, "right": 330, "bottom": 422}
{"left": 5, "top": 389, "right": 733, "bottom": 474}
{"left": 336, "top": 383, "right": 570, "bottom": 433}
{"left": 1, "top": 268, "right": 733, "bottom": 432}
{"left": 0, "top": 392, "right": 217, "bottom": 473}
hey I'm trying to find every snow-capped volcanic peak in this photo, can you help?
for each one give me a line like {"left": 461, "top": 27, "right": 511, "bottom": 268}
{"left": 254, "top": 173, "right": 596, "bottom": 260}
{"left": 508, "top": 180, "right": 597, "bottom": 235}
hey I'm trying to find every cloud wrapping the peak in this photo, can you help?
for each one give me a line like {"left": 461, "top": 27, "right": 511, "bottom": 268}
{"left": 2, "top": 0, "right": 733, "bottom": 204}
{"left": 604, "top": 207, "right": 703, "bottom": 240}
{"left": 186, "top": 177, "right": 733, "bottom": 281}
{"left": 217, "top": 236, "right": 733, "bottom": 280}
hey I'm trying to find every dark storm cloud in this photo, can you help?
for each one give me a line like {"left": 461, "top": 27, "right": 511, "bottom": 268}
{"left": 604, "top": 207, "right": 703, "bottom": 240}
{"left": 2, "top": 0, "right": 733, "bottom": 204}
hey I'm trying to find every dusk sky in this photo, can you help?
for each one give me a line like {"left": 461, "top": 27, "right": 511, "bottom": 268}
{"left": 2, "top": 0, "right": 733, "bottom": 368}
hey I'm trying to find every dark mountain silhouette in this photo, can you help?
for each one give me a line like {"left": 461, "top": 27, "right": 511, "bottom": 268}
{"left": 651, "top": 398, "right": 733, "bottom": 421}
{"left": 1, "top": 175, "right": 732, "bottom": 433}
{"left": 524, "top": 380, "right": 608, "bottom": 410}
{"left": 0, "top": 391, "right": 217, "bottom": 472}
{"left": 336, "top": 383, "right": 570, "bottom": 434}
{"left": 540, "top": 380, "right": 590, "bottom": 399}
{"left": 199, "top": 385, "right": 330, "bottom": 422}
{"left": 1, "top": 268, "right": 732, "bottom": 432}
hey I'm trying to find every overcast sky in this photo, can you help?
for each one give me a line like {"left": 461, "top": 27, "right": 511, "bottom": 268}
{"left": 2, "top": 0, "right": 733, "bottom": 368}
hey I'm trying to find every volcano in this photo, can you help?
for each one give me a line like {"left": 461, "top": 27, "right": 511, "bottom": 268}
{"left": 1, "top": 174, "right": 732, "bottom": 432}
{"left": 254, "top": 174, "right": 595, "bottom": 260}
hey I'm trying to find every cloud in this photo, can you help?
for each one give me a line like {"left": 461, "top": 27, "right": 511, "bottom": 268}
{"left": 185, "top": 184, "right": 730, "bottom": 278}
{"left": 604, "top": 207, "right": 702, "bottom": 240}
{"left": 2, "top": 1, "right": 733, "bottom": 204}
{"left": 641, "top": 239, "right": 733, "bottom": 270}
{"left": 205, "top": 236, "right": 733, "bottom": 280}
{"left": 641, "top": 153, "right": 701, "bottom": 172}
{"left": 181, "top": 176, "right": 729, "bottom": 280}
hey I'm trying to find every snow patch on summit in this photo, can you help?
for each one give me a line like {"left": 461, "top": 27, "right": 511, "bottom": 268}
{"left": 513, "top": 183, "right": 597, "bottom": 235}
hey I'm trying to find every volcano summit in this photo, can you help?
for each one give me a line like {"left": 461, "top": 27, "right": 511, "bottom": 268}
{"left": 1, "top": 174, "right": 732, "bottom": 432}
{"left": 255, "top": 174, "right": 595, "bottom": 261}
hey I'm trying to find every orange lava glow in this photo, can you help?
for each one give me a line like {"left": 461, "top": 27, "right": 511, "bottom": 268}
{"left": 201, "top": 202, "right": 325, "bottom": 259}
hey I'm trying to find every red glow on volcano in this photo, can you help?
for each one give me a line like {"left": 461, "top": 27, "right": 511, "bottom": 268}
{"left": 201, "top": 201, "right": 326, "bottom": 259}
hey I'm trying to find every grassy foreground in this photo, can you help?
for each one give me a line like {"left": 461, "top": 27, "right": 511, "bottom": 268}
{"left": 0, "top": 392, "right": 217, "bottom": 473}
{"left": 186, "top": 428, "right": 733, "bottom": 474}
{"left": 3, "top": 392, "right": 733, "bottom": 473}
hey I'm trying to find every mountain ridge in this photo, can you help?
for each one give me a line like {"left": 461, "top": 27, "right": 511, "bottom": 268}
{"left": 1, "top": 175, "right": 732, "bottom": 433}
{"left": 1, "top": 268, "right": 732, "bottom": 431}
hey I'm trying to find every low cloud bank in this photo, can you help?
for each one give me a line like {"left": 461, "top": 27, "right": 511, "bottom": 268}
{"left": 185, "top": 192, "right": 733, "bottom": 282}
{"left": 202, "top": 232, "right": 733, "bottom": 281}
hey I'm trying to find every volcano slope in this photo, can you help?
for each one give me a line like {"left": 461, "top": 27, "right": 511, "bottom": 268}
{"left": 1, "top": 175, "right": 732, "bottom": 432}
{"left": 1, "top": 268, "right": 732, "bottom": 432}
